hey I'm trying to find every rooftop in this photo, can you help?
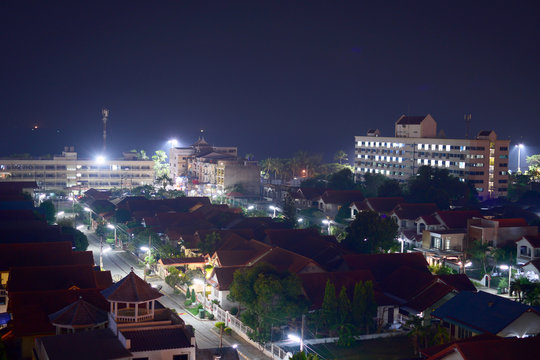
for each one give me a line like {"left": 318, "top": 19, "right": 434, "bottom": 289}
{"left": 101, "top": 270, "right": 162, "bottom": 303}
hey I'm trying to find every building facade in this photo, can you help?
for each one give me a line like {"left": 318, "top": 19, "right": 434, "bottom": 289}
{"left": 0, "top": 147, "right": 154, "bottom": 190}
{"left": 354, "top": 115, "right": 510, "bottom": 200}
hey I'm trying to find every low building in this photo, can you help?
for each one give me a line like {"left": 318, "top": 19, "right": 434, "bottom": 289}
{"left": 468, "top": 218, "right": 537, "bottom": 248}
{"left": 0, "top": 147, "right": 154, "bottom": 190}
{"left": 432, "top": 291, "right": 540, "bottom": 339}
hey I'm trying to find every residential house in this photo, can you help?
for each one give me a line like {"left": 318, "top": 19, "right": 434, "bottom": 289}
{"left": 432, "top": 291, "right": 540, "bottom": 339}
{"left": 468, "top": 217, "right": 537, "bottom": 247}
{"left": 350, "top": 197, "right": 405, "bottom": 219}
{"left": 157, "top": 257, "right": 205, "bottom": 278}
{"left": 420, "top": 335, "right": 540, "bottom": 360}
{"left": 315, "top": 190, "right": 365, "bottom": 218}
{"left": 291, "top": 187, "right": 327, "bottom": 209}
{"left": 207, "top": 266, "right": 244, "bottom": 310}
{"left": 391, "top": 203, "right": 439, "bottom": 249}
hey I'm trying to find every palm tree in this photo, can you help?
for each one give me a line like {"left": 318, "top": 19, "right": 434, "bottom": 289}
{"left": 406, "top": 316, "right": 427, "bottom": 355}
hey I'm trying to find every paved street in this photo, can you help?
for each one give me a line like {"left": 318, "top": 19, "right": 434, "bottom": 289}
{"left": 84, "top": 230, "right": 271, "bottom": 359}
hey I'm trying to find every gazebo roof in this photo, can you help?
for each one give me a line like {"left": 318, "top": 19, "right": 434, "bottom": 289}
{"left": 48, "top": 298, "right": 108, "bottom": 327}
{"left": 101, "top": 270, "right": 162, "bottom": 303}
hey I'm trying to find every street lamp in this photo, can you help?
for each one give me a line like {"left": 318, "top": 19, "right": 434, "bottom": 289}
{"left": 269, "top": 205, "right": 280, "bottom": 218}
{"left": 96, "top": 155, "right": 106, "bottom": 165}
{"left": 107, "top": 224, "right": 117, "bottom": 247}
{"left": 458, "top": 260, "right": 472, "bottom": 274}
{"left": 247, "top": 205, "right": 254, "bottom": 210}
{"left": 288, "top": 334, "right": 304, "bottom": 352}
{"left": 499, "top": 264, "right": 512, "bottom": 295}
{"left": 516, "top": 144, "right": 524, "bottom": 173}
{"left": 322, "top": 219, "right": 331, "bottom": 235}
{"left": 168, "top": 139, "right": 178, "bottom": 148}
{"left": 84, "top": 207, "right": 92, "bottom": 227}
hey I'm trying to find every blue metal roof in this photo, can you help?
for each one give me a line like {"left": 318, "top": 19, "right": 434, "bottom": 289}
{"left": 432, "top": 291, "right": 534, "bottom": 334}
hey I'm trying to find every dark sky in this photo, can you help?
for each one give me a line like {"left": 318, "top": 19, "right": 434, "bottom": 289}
{"left": 1, "top": 1, "right": 539, "bottom": 167}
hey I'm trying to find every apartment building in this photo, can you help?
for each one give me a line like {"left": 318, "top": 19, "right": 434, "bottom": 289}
{"left": 0, "top": 147, "right": 154, "bottom": 190}
{"left": 169, "top": 137, "right": 260, "bottom": 195}
{"left": 354, "top": 115, "right": 510, "bottom": 200}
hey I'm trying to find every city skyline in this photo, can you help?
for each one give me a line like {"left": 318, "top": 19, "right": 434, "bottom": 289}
{"left": 2, "top": 1, "right": 539, "bottom": 164}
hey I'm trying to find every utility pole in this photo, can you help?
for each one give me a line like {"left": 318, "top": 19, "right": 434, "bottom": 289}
{"left": 464, "top": 114, "right": 472, "bottom": 139}
{"left": 99, "top": 236, "right": 104, "bottom": 270}
{"left": 102, "top": 108, "right": 109, "bottom": 153}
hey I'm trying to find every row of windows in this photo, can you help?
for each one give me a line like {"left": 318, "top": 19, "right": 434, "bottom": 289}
{"left": 0, "top": 164, "right": 151, "bottom": 170}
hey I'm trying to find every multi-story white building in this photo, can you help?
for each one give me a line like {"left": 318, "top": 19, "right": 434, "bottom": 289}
{"left": 0, "top": 147, "right": 154, "bottom": 190}
{"left": 355, "top": 115, "right": 510, "bottom": 200}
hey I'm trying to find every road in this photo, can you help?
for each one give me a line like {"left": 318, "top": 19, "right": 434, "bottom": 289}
{"left": 84, "top": 230, "right": 271, "bottom": 359}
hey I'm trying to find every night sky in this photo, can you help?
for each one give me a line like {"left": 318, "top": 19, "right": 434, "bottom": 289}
{"left": 2, "top": 1, "right": 539, "bottom": 167}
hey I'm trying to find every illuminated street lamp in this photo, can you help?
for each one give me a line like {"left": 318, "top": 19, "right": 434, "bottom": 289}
{"left": 516, "top": 144, "right": 524, "bottom": 173}
{"left": 247, "top": 205, "right": 254, "bottom": 210}
{"left": 84, "top": 207, "right": 92, "bottom": 226}
{"left": 458, "top": 260, "right": 472, "bottom": 274}
{"left": 269, "top": 205, "right": 280, "bottom": 218}
{"left": 107, "top": 224, "right": 117, "bottom": 247}
{"left": 322, "top": 219, "right": 332, "bottom": 235}
{"left": 99, "top": 237, "right": 111, "bottom": 270}
{"left": 288, "top": 334, "right": 303, "bottom": 352}
{"left": 499, "top": 264, "right": 512, "bottom": 295}
{"left": 168, "top": 139, "right": 178, "bottom": 148}
{"left": 96, "top": 155, "right": 106, "bottom": 165}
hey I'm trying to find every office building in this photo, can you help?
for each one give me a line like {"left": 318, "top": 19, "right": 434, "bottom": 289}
{"left": 354, "top": 115, "right": 510, "bottom": 200}
{"left": 0, "top": 147, "right": 154, "bottom": 190}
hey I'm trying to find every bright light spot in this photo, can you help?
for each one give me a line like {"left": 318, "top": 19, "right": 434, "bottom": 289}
{"left": 322, "top": 219, "right": 330, "bottom": 225}
{"left": 57, "top": 211, "right": 64, "bottom": 216}
{"left": 96, "top": 155, "right": 106, "bottom": 164}
{"left": 103, "top": 247, "right": 112, "bottom": 254}
{"left": 269, "top": 205, "right": 276, "bottom": 210}
{"left": 107, "top": 224, "right": 115, "bottom": 229}
{"left": 248, "top": 205, "right": 254, "bottom": 210}
{"left": 288, "top": 334, "right": 301, "bottom": 343}
{"left": 232, "top": 344, "right": 238, "bottom": 349}
{"left": 499, "top": 265, "right": 510, "bottom": 270}
{"left": 168, "top": 139, "right": 179, "bottom": 147}
{"left": 193, "top": 278, "right": 204, "bottom": 285}
{"left": 140, "top": 246, "right": 149, "bottom": 252}
{"left": 298, "top": 218, "right": 304, "bottom": 223}
{"left": 76, "top": 225, "right": 85, "bottom": 230}
{"left": 84, "top": 207, "right": 91, "bottom": 212}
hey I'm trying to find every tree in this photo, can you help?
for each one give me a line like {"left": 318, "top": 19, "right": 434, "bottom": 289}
{"left": 165, "top": 266, "right": 181, "bottom": 288}
{"left": 334, "top": 150, "right": 348, "bottom": 165}
{"left": 290, "top": 352, "right": 319, "bottom": 360}
{"left": 229, "top": 263, "right": 308, "bottom": 342}
{"left": 282, "top": 192, "right": 297, "bottom": 228}
{"left": 527, "top": 154, "right": 540, "bottom": 179}
{"left": 363, "top": 281, "right": 377, "bottom": 334}
{"left": 61, "top": 226, "right": 89, "bottom": 251}
{"left": 327, "top": 168, "right": 356, "bottom": 190}
{"left": 152, "top": 150, "right": 170, "bottom": 179}
{"left": 39, "top": 200, "right": 56, "bottom": 224}
{"left": 467, "top": 240, "right": 491, "bottom": 276}
{"left": 360, "top": 173, "right": 387, "bottom": 197}
{"left": 406, "top": 315, "right": 428, "bottom": 355}
{"left": 337, "top": 286, "right": 351, "bottom": 325}
{"left": 215, "top": 321, "right": 232, "bottom": 348}
{"left": 130, "top": 149, "right": 149, "bottom": 160}
{"left": 199, "top": 232, "right": 221, "bottom": 255}
{"left": 343, "top": 211, "right": 398, "bottom": 253}
{"left": 377, "top": 179, "right": 403, "bottom": 197}
{"left": 352, "top": 282, "right": 366, "bottom": 329}
{"left": 320, "top": 280, "right": 338, "bottom": 329}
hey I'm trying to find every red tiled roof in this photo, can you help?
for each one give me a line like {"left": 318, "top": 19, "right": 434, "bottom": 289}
{"left": 321, "top": 190, "right": 364, "bottom": 205}
{"left": 362, "top": 197, "right": 405, "bottom": 214}
{"left": 520, "top": 235, "right": 540, "bottom": 248}
{"left": 298, "top": 187, "right": 328, "bottom": 200}
{"left": 426, "top": 335, "right": 540, "bottom": 360}
{"left": 210, "top": 266, "right": 244, "bottom": 291}
{"left": 71, "top": 251, "right": 95, "bottom": 266}
{"left": 435, "top": 210, "right": 482, "bottom": 229}
{"left": 101, "top": 270, "right": 162, "bottom": 302}
{"left": 215, "top": 250, "right": 267, "bottom": 267}
{"left": 417, "top": 214, "right": 440, "bottom": 226}
{"left": 420, "top": 333, "right": 498, "bottom": 358}
{"left": 494, "top": 218, "right": 529, "bottom": 227}
{"left": 382, "top": 266, "right": 437, "bottom": 302}
{"left": 405, "top": 281, "right": 453, "bottom": 312}
{"left": 0, "top": 241, "right": 75, "bottom": 271}
{"left": 437, "top": 274, "right": 477, "bottom": 292}
{"left": 36, "top": 328, "right": 133, "bottom": 360}
{"left": 93, "top": 271, "right": 113, "bottom": 290}
{"left": 84, "top": 188, "right": 111, "bottom": 200}
{"left": 343, "top": 253, "right": 430, "bottom": 282}
{"left": 122, "top": 326, "right": 193, "bottom": 352}
{"left": 392, "top": 203, "right": 439, "bottom": 220}
{"left": 250, "top": 247, "right": 325, "bottom": 274}
{"left": 7, "top": 264, "right": 99, "bottom": 292}
{"left": 48, "top": 298, "right": 108, "bottom": 327}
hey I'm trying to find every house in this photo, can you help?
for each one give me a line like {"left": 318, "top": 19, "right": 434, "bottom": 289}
{"left": 207, "top": 266, "right": 244, "bottom": 310}
{"left": 48, "top": 298, "right": 109, "bottom": 335}
{"left": 315, "top": 190, "right": 365, "bottom": 218}
{"left": 34, "top": 328, "right": 133, "bottom": 360}
{"left": 432, "top": 291, "right": 540, "bottom": 339}
{"left": 350, "top": 197, "right": 405, "bottom": 219}
{"left": 291, "top": 187, "right": 328, "bottom": 209}
{"left": 515, "top": 235, "right": 540, "bottom": 265}
{"left": 102, "top": 270, "right": 196, "bottom": 359}
{"left": 421, "top": 335, "right": 540, "bottom": 360}
{"left": 156, "top": 257, "right": 205, "bottom": 278}
{"left": 390, "top": 203, "right": 439, "bottom": 231}
{"left": 468, "top": 217, "right": 537, "bottom": 247}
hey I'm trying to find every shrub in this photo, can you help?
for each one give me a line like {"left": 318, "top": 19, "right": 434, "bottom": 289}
{"left": 186, "top": 288, "right": 191, "bottom": 298}
{"left": 208, "top": 313, "right": 215, "bottom": 320}
{"left": 224, "top": 327, "right": 232, "bottom": 335}
{"left": 191, "top": 290, "right": 196, "bottom": 302}
{"left": 173, "top": 288, "right": 180, "bottom": 295}
{"left": 230, "top": 307, "right": 238, "bottom": 316}
{"left": 184, "top": 300, "right": 192, "bottom": 306}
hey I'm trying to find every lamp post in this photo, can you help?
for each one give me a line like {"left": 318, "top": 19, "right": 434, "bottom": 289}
{"left": 269, "top": 205, "right": 279, "bottom": 218}
{"left": 322, "top": 219, "right": 331, "bottom": 235}
{"left": 516, "top": 144, "right": 524, "bottom": 173}
{"left": 107, "top": 224, "right": 117, "bottom": 247}
{"left": 500, "top": 264, "right": 512, "bottom": 296}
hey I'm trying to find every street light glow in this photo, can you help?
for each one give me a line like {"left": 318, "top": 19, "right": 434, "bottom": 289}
{"left": 57, "top": 211, "right": 64, "bottom": 216}
{"left": 107, "top": 224, "right": 115, "bottom": 230}
{"left": 248, "top": 205, "right": 254, "bottom": 210}
{"left": 499, "top": 264, "right": 510, "bottom": 270}
{"left": 84, "top": 207, "right": 91, "bottom": 212}
{"left": 288, "top": 334, "right": 301, "bottom": 343}
{"left": 140, "top": 246, "right": 149, "bottom": 252}
{"left": 96, "top": 155, "right": 106, "bottom": 164}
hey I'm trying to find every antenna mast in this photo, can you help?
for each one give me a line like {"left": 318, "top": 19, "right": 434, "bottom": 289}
{"left": 102, "top": 108, "right": 109, "bottom": 152}
{"left": 464, "top": 114, "right": 471, "bottom": 139}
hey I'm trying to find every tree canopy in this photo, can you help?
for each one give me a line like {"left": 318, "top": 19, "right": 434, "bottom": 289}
{"left": 343, "top": 211, "right": 398, "bottom": 253}
{"left": 39, "top": 200, "right": 56, "bottom": 224}
{"left": 229, "top": 263, "right": 308, "bottom": 342}
{"left": 61, "top": 226, "right": 89, "bottom": 251}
